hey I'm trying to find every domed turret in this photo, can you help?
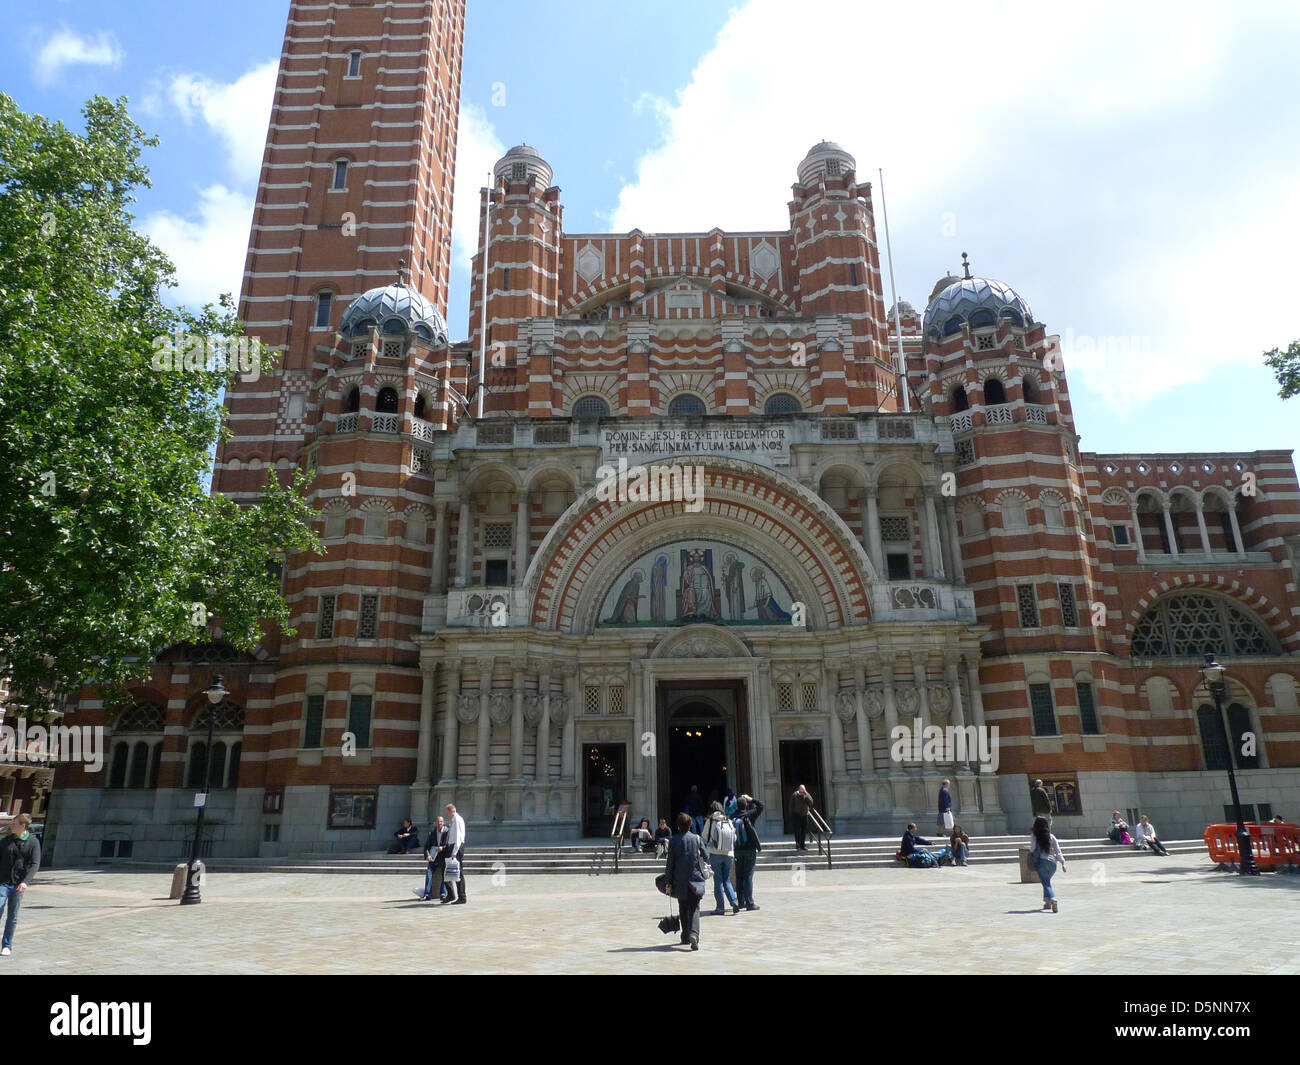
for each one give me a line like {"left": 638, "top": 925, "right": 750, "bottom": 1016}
{"left": 339, "top": 261, "right": 449, "bottom": 343}
{"left": 922, "top": 253, "right": 1033, "bottom": 339}
{"left": 797, "top": 141, "right": 856, "bottom": 185}
{"left": 493, "top": 143, "right": 553, "bottom": 189}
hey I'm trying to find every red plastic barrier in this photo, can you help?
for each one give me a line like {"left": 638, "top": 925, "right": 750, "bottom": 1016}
{"left": 1203, "top": 822, "right": 1300, "bottom": 869}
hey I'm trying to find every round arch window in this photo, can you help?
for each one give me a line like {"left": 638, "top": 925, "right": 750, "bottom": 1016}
{"left": 376, "top": 387, "right": 399, "bottom": 414}
{"left": 573, "top": 395, "right": 610, "bottom": 418}
{"left": 763, "top": 393, "right": 800, "bottom": 415}
{"left": 668, "top": 394, "right": 707, "bottom": 416}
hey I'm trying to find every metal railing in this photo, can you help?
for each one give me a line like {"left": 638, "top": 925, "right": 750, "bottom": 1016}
{"left": 805, "top": 807, "right": 834, "bottom": 869}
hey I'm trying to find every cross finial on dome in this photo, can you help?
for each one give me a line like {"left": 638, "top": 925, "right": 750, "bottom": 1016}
{"left": 961, "top": 252, "right": 971, "bottom": 280}
{"left": 396, "top": 259, "right": 408, "bottom": 287}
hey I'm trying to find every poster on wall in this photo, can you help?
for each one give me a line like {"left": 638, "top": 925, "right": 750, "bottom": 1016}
{"left": 1028, "top": 773, "right": 1083, "bottom": 816}
{"left": 599, "top": 541, "right": 795, "bottom": 627}
{"left": 328, "top": 789, "right": 378, "bottom": 829}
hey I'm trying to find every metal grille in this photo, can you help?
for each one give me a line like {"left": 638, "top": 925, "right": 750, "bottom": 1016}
{"left": 351, "top": 342, "right": 367, "bottom": 360}
{"left": 534, "top": 423, "right": 571, "bottom": 443}
{"left": 192, "top": 698, "right": 244, "bottom": 732}
{"left": 318, "top": 594, "right": 336, "bottom": 639}
{"left": 483, "top": 523, "right": 512, "bottom": 550}
{"left": 478, "top": 422, "right": 514, "bottom": 445}
{"left": 511, "top": 161, "right": 527, "bottom": 182}
{"left": 820, "top": 420, "right": 856, "bottom": 441}
{"left": 776, "top": 683, "right": 794, "bottom": 712}
{"left": 115, "top": 702, "right": 165, "bottom": 732}
{"left": 382, "top": 340, "right": 403, "bottom": 360}
{"left": 825, "top": 158, "right": 841, "bottom": 176}
{"left": 303, "top": 694, "right": 325, "bottom": 748}
{"left": 372, "top": 413, "right": 399, "bottom": 433}
{"left": 358, "top": 594, "right": 379, "bottom": 639}
{"left": 977, "top": 334, "right": 995, "bottom": 350}
{"left": 1058, "top": 583, "right": 1078, "bottom": 627}
{"left": 879, "top": 418, "right": 915, "bottom": 440}
{"left": 1017, "top": 583, "right": 1040, "bottom": 628}
{"left": 880, "top": 516, "right": 911, "bottom": 542}
{"left": 584, "top": 686, "right": 602, "bottom": 715}
{"left": 410, "top": 447, "right": 432, "bottom": 473}
{"left": 1131, "top": 592, "right": 1278, "bottom": 659}
{"left": 1029, "top": 683, "right": 1057, "bottom": 735}
{"left": 801, "top": 682, "right": 818, "bottom": 712}
{"left": 609, "top": 686, "right": 625, "bottom": 716}
{"left": 956, "top": 439, "right": 975, "bottom": 466}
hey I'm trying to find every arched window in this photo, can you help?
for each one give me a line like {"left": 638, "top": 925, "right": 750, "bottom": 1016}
{"left": 983, "top": 378, "right": 1006, "bottom": 405}
{"left": 413, "top": 393, "right": 428, "bottom": 420}
{"left": 128, "top": 742, "right": 151, "bottom": 790}
{"left": 229, "top": 742, "right": 242, "bottom": 789}
{"left": 943, "top": 315, "right": 963, "bottom": 336}
{"left": 668, "top": 394, "right": 707, "bottom": 416}
{"left": 951, "top": 385, "right": 969, "bottom": 412}
{"left": 1001, "top": 308, "right": 1024, "bottom": 327}
{"left": 1131, "top": 592, "right": 1280, "bottom": 659}
{"left": 376, "top": 387, "right": 399, "bottom": 414}
{"left": 1228, "top": 704, "right": 1259, "bottom": 769}
{"left": 1197, "top": 704, "right": 1230, "bottom": 771}
{"left": 187, "top": 742, "right": 209, "bottom": 790}
{"left": 573, "top": 395, "right": 610, "bottom": 418}
{"left": 210, "top": 742, "right": 228, "bottom": 790}
{"left": 1022, "top": 377, "right": 1040, "bottom": 404}
{"left": 764, "top": 393, "right": 801, "bottom": 415}
{"left": 187, "top": 698, "right": 244, "bottom": 790}
{"left": 969, "top": 308, "right": 995, "bottom": 329}
{"left": 150, "top": 743, "right": 163, "bottom": 790}
{"left": 332, "top": 159, "right": 348, "bottom": 190}
{"left": 109, "top": 742, "right": 129, "bottom": 789}
{"left": 314, "top": 291, "right": 333, "bottom": 329}
{"left": 345, "top": 386, "right": 361, "bottom": 414}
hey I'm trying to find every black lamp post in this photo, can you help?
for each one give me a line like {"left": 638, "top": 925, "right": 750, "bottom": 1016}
{"left": 1199, "top": 654, "right": 1259, "bottom": 876}
{"left": 181, "top": 674, "right": 227, "bottom": 904}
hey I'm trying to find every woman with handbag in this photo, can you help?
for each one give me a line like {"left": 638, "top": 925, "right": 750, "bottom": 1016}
{"left": 665, "top": 812, "right": 710, "bottom": 950}
{"left": 1028, "top": 815, "right": 1066, "bottom": 913}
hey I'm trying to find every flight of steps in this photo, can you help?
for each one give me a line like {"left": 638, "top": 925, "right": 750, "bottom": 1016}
{"left": 97, "top": 835, "right": 1205, "bottom": 876}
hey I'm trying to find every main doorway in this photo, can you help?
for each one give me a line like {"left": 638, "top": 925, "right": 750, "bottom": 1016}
{"left": 655, "top": 680, "right": 750, "bottom": 823}
{"left": 581, "top": 743, "right": 626, "bottom": 837}
{"left": 778, "top": 739, "right": 825, "bottom": 833}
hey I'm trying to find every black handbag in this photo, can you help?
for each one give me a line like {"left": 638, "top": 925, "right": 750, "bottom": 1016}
{"left": 658, "top": 914, "right": 681, "bottom": 935}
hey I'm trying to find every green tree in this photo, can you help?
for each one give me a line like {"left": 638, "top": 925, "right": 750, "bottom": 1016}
{"left": 0, "top": 94, "right": 321, "bottom": 719}
{"left": 1264, "top": 339, "right": 1300, "bottom": 400}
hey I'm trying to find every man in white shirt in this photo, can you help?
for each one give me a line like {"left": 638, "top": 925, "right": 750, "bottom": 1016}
{"left": 1133, "top": 814, "right": 1169, "bottom": 856}
{"left": 441, "top": 803, "right": 467, "bottom": 904}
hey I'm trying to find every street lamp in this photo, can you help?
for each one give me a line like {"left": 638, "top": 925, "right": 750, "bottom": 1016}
{"left": 1199, "top": 654, "right": 1259, "bottom": 876}
{"left": 181, "top": 674, "right": 227, "bottom": 904}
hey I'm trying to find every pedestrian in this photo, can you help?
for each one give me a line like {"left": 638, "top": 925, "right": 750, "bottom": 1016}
{"left": 732, "top": 793, "right": 763, "bottom": 911}
{"left": 440, "top": 803, "right": 467, "bottom": 905}
{"left": 665, "top": 812, "right": 709, "bottom": 950}
{"left": 1030, "top": 779, "right": 1053, "bottom": 827}
{"left": 1133, "top": 815, "right": 1169, "bottom": 856}
{"left": 686, "top": 785, "right": 705, "bottom": 836}
{"left": 791, "top": 784, "right": 813, "bottom": 851}
{"left": 653, "top": 817, "right": 672, "bottom": 859}
{"left": 937, "top": 778, "right": 954, "bottom": 834}
{"left": 0, "top": 813, "right": 41, "bottom": 956}
{"left": 421, "top": 816, "right": 448, "bottom": 901}
{"left": 391, "top": 817, "right": 421, "bottom": 854}
{"left": 723, "top": 789, "right": 738, "bottom": 818}
{"left": 703, "top": 801, "right": 740, "bottom": 916}
{"left": 1029, "top": 815, "right": 1066, "bottom": 913}
{"left": 950, "top": 823, "right": 970, "bottom": 866}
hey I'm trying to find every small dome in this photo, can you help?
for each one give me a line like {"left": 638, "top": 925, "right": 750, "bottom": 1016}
{"left": 494, "top": 143, "right": 553, "bottom": 188}
{"left": 339, "top": 266, "right": 448, "bottom": 344}
{"left": 889, "top": 299, "right": 918, "bottom": 319}
{"left": 797, "top": 141, "right": 856, "bottom": 185}
{"left": 928, "top": 274, "right": 961, "bottom": 303}
{"left": 923, "top": 261, "right": 1033, "bottom": 340}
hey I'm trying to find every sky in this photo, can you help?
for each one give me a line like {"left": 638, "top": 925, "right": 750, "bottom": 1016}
{"left": 8, "top": 0, "right": 1299, "bottom": 460}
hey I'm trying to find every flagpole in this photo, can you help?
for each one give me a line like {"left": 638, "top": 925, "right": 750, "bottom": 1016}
{"left": 878, "top": 167, "right": 910, "bottom": 413}
{"left": 477, "top": 171, "right": 491, "bottom": 420}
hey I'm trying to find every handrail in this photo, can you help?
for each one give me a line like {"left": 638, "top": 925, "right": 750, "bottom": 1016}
{"left": 805, "top": 806, "right": 834, "bottom": 869}
{"left": 610, "top": 805, "right": 629, "bottom": 873}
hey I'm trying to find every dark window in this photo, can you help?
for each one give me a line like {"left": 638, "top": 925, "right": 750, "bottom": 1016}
{"left": 943, "top": 315, "right": 963, "bottom": 336}
{"left": 573, "top": 395, "right": 610, "bottom": 418}
{"left": 348, "top": 695, "right": 373, "bottom": 749}
{"left": 1198, "top": 704, "right": 1230, "bottom": 771}
{"left": 485, "top": 558, "right": 509, "bottom": 585}
{"left": 951, "top": 385, "right": 969, "bottom": 412}
{"left": 764, "top": 393, "right": 800, "bottom": 415}
{"left": 1113, "top": 524, "right": 1130, "bottom": 546}
{"left": 318, "top": 594, "right": 337, "bottom": 639}
{"left": 109, "top": 742, "right": 129, "bottom": 789}
{"left": 100, "top": 841, "right": 116, "bottom": 858}
{"left": 149, "top": 743, "right": 162, "bottom": 790}
{"left": 187, "top": 742, "right": 209, "bottom": 790}
{"left": 668, "top": 394, "right": 707, "bottom": 416}
{"left": 414, "top": 393, "right": 428, "bottom": 420}
{"left": 984, "top": 378, "right": 1006, "bottom": 405}
{"left": 511, "top": 161, "right": 526, "bottom": 182}
{"left": 1076, "top": 682, "right": 1100, "bottom": 735}
{"left": 969, "top": 308, "right": 995, "bottom": 329}
{"left": 886, "top": 552, "right": 911, "bottom": 580}
{"left": 347, "top": 51, "right": 362, "bottom": 77}
{"left": 303, "top": 694, "right": 325, "bottom": 748}
{"left": 1157, "top": 518, "right": 1171, "bottom": 554}
{"left": 1022, "top": 377, "right": 1040, "bottom": 403}
{"left": 1058, "top": 583, "right": 1078, "bottom": 627}
{"left": 315, "top": 291, "right": 332, "bottom": 329}
{"left": 1228, "top": 704, "right": 1259, "bottom": 769}
{"left": 128, "top": 742, "right": 150, "bottom": 789}
{"left": 376, "top": 387, "right": 399, "bottom": 413}
{"left": 333, "top": 160, "right": 348, "bottom": 190}
{"left": 358, "top": 593, "right": 379, "bottom": 639}
{"left": 228, "top": 742, "right": 241, "bottom": 789}
{"left": 345, "top": 387, "right": 360, "bottom": 414}
{"left": 118, "top": 840, "right": 134, "bottom": 858}
{"left": 1016, "top": 583, "right": 1040, "bottom": 628}
{"left": 1029, "top": 683, "right": 1057, "bottom": 736}
{"left": 1219, "top": 510, "right": 1239, "bottom": 552}
{"left": 1225, "top": 804, "right": 1257, "bottom": 824}
{"left": 502, "top": 268, "right": 510, "bottom": 290}
{"left": 849, "top": 264, "right": 857, "bottom": 285}
{"left": 1258, "top": 802, "right": 1273, "bottom": 821}
{"left": 210, "top": 741, "right": 228, "bottom": 790}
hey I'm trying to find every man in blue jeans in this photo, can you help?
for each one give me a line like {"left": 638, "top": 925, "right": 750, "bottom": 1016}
{"left": 0, "top": 814, "right": 41, "bottom": 956}
{"left": 732, "top": 794, "right": 764, "bottom": 911}
{"left": 704, "top": 802, "right": 740, "bottom": 915}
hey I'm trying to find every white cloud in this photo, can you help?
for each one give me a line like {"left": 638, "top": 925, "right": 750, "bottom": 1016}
{"left": 450, "top": 102, "right": 506, "bottom": 271}
{"left": 605, "top": 0, "right": 1300, "bottom": 415}
{"left": 143, "top": 185, "right": 252, "bottom": 308}
{"left": 32, "top": 27, "right": 123, "bottom": 85}
{"left": 167, "top": 61, "right": 279, "bottom": 179}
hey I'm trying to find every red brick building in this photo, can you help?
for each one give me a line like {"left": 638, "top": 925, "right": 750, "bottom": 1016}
{"left": 47, "top": 0, "right": 1299, "bottom": 860}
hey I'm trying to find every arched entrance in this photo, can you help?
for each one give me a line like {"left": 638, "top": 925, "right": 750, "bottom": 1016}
{"left": 656, "top": 680, "right": 751, "bottom": 821}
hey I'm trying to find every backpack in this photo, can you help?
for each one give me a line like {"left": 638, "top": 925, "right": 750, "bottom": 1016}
{"left": 710, "top": 817, "right": 736, "bottom": 853}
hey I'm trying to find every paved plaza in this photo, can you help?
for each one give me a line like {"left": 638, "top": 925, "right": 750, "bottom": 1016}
{"left": 5, "top": 855, "right": 1298, "bottom": 975}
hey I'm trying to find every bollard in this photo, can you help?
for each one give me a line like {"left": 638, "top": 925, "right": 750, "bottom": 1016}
{"left": 169, "top": 863, "right": 188, "bottom": 899}
{"left": 1018, "top": 846, "right": 1040, "bottom": 884}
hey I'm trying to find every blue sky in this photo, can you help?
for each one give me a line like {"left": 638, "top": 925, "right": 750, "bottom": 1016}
{"left": 10, "top": 0, "right": 1299, "bottom": 462}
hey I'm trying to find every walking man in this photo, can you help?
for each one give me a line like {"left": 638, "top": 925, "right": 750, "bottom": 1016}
{"left": 421, "top": 815, "right": 448, "bottom": 901}
{"left": 704, "top": 801, "right": 740, "bottom": 916}
{"left": 0, "top": 814, "right": 41, "bottom": 956}
{"left": 1030, "top": 779, "right": 1053, "bottom": 828}
{"left": 937, "top": 778, "right": 954, "bottom": 834}
{"left": 733, "top": 794, "right": 764, "bottom": 911}
{"left": 791, "top": 784, "right": 813, "bottom": 852}
{"left": 666, "top": 812, "right": 707, "bottom": 950}
{"left": 441, "top": 803, "right": 467, "bottom": 905}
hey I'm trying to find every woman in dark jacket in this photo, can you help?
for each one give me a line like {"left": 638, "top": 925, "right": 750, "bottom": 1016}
{"left": 732, "top": 794, "right": 763, "bottom": 911}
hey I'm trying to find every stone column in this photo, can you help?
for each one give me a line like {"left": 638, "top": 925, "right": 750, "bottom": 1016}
{"left": 456, "top": 498, "right": 473, "bottom": 586}
{"left": 964, "top": 657, "right": 986, "bottom": 729}
{"left": 1193, "top": 502, "right": 1212, "bottom": 556}
{"left": 1228, "top": 502, "right": 1245, "bottom": 556}
{"left": 439, "top": 664, "right": 460, "bottom": 781}
{"left": 923, "top": 487, "right": 946, "bottom": 580}
{"left": 475, "top": 656, "right": 492, "bottom": 782}
{"left": 880, "top": 652, "right": 899, "bottom": 770}
{"left": 629, "top": 660, "right": 645, "bottom": 790}
{"left": 945, "top": 653, "right": 967, "bottom": 731}
{"left": 510, "top": 658, "right": 525, "bottom": 780}
{"left": 536, "top": 668, "right": 552, "bottom": 782}
{"left": 854, "top": 664, "right": 873, "bottom": 776}
{"left": 944, "top": 497, "right": 965, "bottom": 584}
{"left": 825, "top": 665, "right": 846, "bottom": 778}
{"left": 514, "top": 489, "right": 530, "bottom": 581}
{"left": 431, "top": 500, "right": 450, "bottom": 593}
{"left": 1161, "top": 501, "right": 1179, "bottom": 557}
{"left": 911, "top": 649, "right": 931, "bottom": 726}
{"left": 1130, "top": 499, "right": 1147, "bottom": 562}
{"left": 862, "top": 486, "right": 885, "bottom": 577}
{"left": 416, "top": 662, "right": 437, "bottom": 784}
{"left": 559, "top": 666, "right": 576, "bottom": 783}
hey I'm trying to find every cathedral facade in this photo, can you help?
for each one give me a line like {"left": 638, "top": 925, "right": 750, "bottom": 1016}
{"left": 48, "top": 0, "right": 1300, "bottom": 861}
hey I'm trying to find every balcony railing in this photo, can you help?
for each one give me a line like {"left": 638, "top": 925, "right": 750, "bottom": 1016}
{"left": 410, "top": 420, "right": 435, "bottom": 442}
{"left": 336, "top": 413, "right": 358, "bottom": 434}
{"left": 1025, "top": 404, "right": 1049, "bottom": 424}
{"left": 949, "top": 409, "right": 973, "bottom": 435}
{"left": 372, "top": 413, "right": 399, "bottom": 434}
{"left": 984, "top": 404, "right": 1013, "bottom": 426}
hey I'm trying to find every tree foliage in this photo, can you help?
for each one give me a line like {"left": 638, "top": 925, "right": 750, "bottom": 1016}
{"left": 0, "top": 94, "right": 320, "bottom": 718}
{"left": 1263, "top": 339, "right": 1300, "bottom": 400}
